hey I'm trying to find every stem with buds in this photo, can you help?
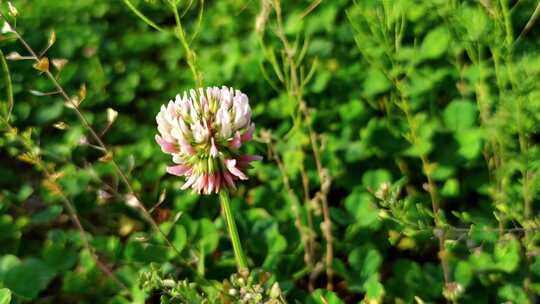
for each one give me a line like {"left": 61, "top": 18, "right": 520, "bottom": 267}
{"left": 0, "top": 12, "right": 185, "bottom": 261}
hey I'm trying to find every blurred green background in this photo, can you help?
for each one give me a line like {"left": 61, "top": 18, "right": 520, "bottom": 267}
{"left": 2, "top": 0, "right": 540, "bottom": 303}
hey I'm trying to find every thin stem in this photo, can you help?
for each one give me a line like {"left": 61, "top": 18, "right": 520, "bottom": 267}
{"left": 300, "top": 164, "right": 316, "bottom": 275}
{"left": 170, "top": 0, "right": 203, "bottom": 88}
{"left": 302, "top": 103, "right": 334, "bottom": 291}
{"left": 269, "top": 0, "right": 334, "bottom": 289}
{"left": 267, "top": 139, "right": 314, "bottom": 272}
{"left": 219, "top": 190, "right": 248, "bottom": 272}
{"left": 394, "top": 81, "right": 451, "bottom": 289}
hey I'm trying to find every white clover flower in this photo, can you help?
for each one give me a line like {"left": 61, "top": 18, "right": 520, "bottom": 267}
{"left": 156, "top": 87, "right": 261, "bottom": 194}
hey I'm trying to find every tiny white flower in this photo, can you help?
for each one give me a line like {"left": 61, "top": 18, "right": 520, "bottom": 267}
{"left": 7, "top": 2, "right": 18, "bottom": 17}
{"left": 1, "top": 21, "right": 13, "bottom": 34}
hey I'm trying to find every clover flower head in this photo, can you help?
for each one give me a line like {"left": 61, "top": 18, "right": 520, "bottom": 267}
{"left": 156, "top": 87, "right": 262, "bottom": 194}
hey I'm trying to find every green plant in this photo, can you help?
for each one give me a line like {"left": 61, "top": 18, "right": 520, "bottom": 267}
{"left": 2, "top": 0, "right": 540, "bottom": 303}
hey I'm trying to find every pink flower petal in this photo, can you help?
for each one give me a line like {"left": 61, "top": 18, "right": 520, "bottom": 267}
{"left": 229, "top": 131, "right": 242, "bottom": 149}
{"left": 210, "top": 138, "right": 219, "bottom": 157}
{"left": 207, "top": 174, "right": 215, "bottom": 194}
{"left": 178, "top": 138, "right": 195, "bottom": 155}
{"left": 215, "top": 174, "right": 221, "bottom": 193}
{"left": 225, "top": 159, "right": 248, "bottom": 180}
{"left": 241, "top": 124, "right": 255, "bottom": 143}
{"left": 237, "top": 154, "right": 263, "bottom": 169}
{"left": 222, "top": 171, "right": 236, "bottom": 190}
{"left": 155, "top": 135, "right": 178, "bottom": 153}
{"left": 239, "top": 154, "right": 263, "bottom": 162}
{"left": 166, "top": 165, "right": 190, "bottom": 176}
{"left": 181, "top": 174, "right": 198, "bottom": 190}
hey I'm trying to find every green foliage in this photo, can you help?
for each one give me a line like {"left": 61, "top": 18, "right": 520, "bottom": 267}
{"left": 0, "top": 289, "right": 11, "bottom": 304}
{"left": 1, "top": 0, "right": 540, "bottom": 303}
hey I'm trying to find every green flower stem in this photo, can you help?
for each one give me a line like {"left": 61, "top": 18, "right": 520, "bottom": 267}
{"left": 219, "top": 190, "right": 248, "bottom": 272}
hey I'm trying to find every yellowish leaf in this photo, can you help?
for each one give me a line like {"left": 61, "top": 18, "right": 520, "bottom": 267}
{"left": 99, "top": 151, "right": 113, "bottom": 162}
{"left": 32, "top": 57, "right": 49, "bottom": 72}
{"left": 79, "top": 83, "right": 87, "bottom": 102}
{"left": 53, "top": 121, "right": 69, "bottom": 130}
{"left": 47, "top": 31, "right": 56, "bottom": 48}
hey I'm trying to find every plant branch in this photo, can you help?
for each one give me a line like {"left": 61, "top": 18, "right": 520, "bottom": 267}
{"left": 0, "top": 13, "right": 185, "bottom": 259}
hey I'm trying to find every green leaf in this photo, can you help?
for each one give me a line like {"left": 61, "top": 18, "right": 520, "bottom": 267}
{"left": 459, "top": 6, "right": 488, "bottom": 41}
{"left": 307, "top": 289, "right": 344, "bottom": 304}
{"left": 454, "top": 261, "right": 473, "bottom": 288}
{"left": 4, "top": 258, "right": 55, "bottom": 300}
{"left": 362, "top": 169, "right": 392, "bottom": 190}
{"left": 421, "top": 26, "right": 450, "bottom": 59}
{"left": 344, "top": 191, "right": 380, "bottom": 229}
{"left": 495, "top": 238, "right": 521, "bottom": 273}
{"left": 0, "top": 288, "right": 11, "bottom": 304}
{"left": 364, "top": 275, "right": 384, "bottom": 301}
{"left": 498, "top": 285, "right": 528, "bottom": 304}
{"left": 197, "top": 219, "right": 218, "bottom": 254}
{"left": 363, "top": 68, "right": 391, "bottom": 97}
{"left": 31, "top": 205, "right": 63, "bottom": 225}
{"left": 124, "top": 234, "right": 169, "bottom": 263}
{"left": 347, "top": 245, "right": 382, "bottom": 290}
{"left": 35, "top": 101, "right": 64, "bottom": 124}
{"left": 443, "top": 100, "right": 478, "bottom": 132}
{"left": 456, "top": 128, "right": 483, "bottom": 160}
{"left": 171, "top": 225, "right": 187, "bottom": 253}
{"left": 0, "top": 255, "right": 19, "bottom": 280}
{"left": 441, "top": 178, "right": 459, "bottom": 197}
{"left": 41, "top": 240, "right": 78, "bottom": 272}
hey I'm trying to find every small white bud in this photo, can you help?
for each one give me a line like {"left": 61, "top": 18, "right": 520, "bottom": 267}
{"left": 5, "top": 52, "right": 26, "bottom": 60}
{"left": 162, "top": 279, "right": 175, "bottom": 288}
{"left": 7, "top": 2, "right": 18, "bottom": 17}
{"left": 126, "top": 193, "right": 141, "bottom": 208}
{"left": 107, "top": 108, "right": 118, "bottom": 124}
{"left": 1, "top": 21, "right": 13, "bottom": 34}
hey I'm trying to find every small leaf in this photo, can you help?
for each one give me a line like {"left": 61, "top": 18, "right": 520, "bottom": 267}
{"left": 32, "top": 58, "right": 49, "bottom": 72}
{"left": 99, "top": 151, "right": 113, "bottom": 162}
{"left": 29, "top": 89, "right": 58, "bottom": 96}
{"left": 79, "top": 83, "right": 87, "bottom": 102}
{"left": 42, "top": 179, "right": 62, "bottom": 196}
{"left": 47, "top": 31, "right": 57, "bottom": 49}
{"left": 421, "top": 26, "right": 450, "bottom": 59}
{"left": 443, "top": 100, "right": 478, "bottom": 132}
{"left": 18, "top": 153, "right": 38, "bottom": 165}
